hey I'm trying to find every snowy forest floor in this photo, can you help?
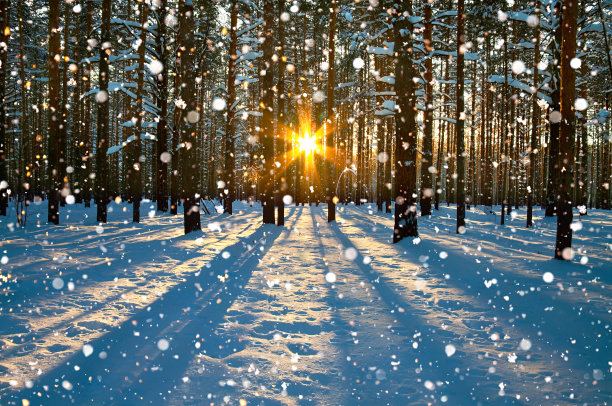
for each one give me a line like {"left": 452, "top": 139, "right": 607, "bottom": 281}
{"left": 0, "top": 200, "right": 610, "bottom": 405}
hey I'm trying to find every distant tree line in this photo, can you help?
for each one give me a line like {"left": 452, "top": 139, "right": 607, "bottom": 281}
{"left": 0, "top": 0, "right": 609, "bottom": 259}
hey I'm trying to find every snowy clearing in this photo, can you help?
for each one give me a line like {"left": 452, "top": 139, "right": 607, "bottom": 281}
{"left": 0, "top": 201, "right": 610, "bottom": 405}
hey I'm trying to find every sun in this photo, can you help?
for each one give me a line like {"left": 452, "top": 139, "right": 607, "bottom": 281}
{"left": 297, "top": 131, "right": 319, "bottom": 155}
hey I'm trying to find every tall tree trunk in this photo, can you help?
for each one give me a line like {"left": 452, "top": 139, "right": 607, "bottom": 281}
{"left": 18, "top": 0, "right": 29, "bottom": 208}
{"left": 60, "top": 3, "right": 71, "bottom": 205}
{"left": 393, "top": 0, "right": 418, "bottom": 242}
{"left": 555, "top": 0, "right": 578, "bottom": 259}
{"left": 83, "top": 0, "right": 93, "bottom": 207}
{"left": 455, "top": 0, "right": 466, "bottom": 232}
{"left": 277, "top": 0, "right": 286, "bottom": 225}
{"left": 0, "top": 0, "right": 8, "bottom": 216}
{"left": 71, "top": 5, "right": 82, "bottom": 203}
{"left": 527, "top": 10, "right": 540, "bottom": 228}
{"left": 261, "top": 0, "right": 275, "bottom": 224}
{"left": 545, "top": 2, "right": 563, "bottom": 217}
{"left": 129, "top": 0, "right": 148, "bottom": 223}
{"left": 155, "top": 0, "right": 169, "bottom": 212}
{"left": 179, "top": 0, "right": 200, "bottom": 234}
{"left": 170, "top": 4, "right": 182, "bottom": 216}
{"left": 479, "top": 42, "right": 487, "bottom": 206}
{"left": 501, "top": 26, "right": 509, "bottom": 225}
{"left": 48, "top": 0, "right": 61, "bottom": 224}
{"left": 420, "top": 0, "right": 433, "bottom": 216}
{"left": 327, "top": 0, "right": 337, "bottom": 221}
{"left": 469, "top": 52, "right": 476, "bottom": 208}
{"left": 578, "top": 63, "right": 588, "bottom": 212}
{"left": 225, "top": 0, "right": 237, "bottom": 215}
{"left": 95, "top": 0, "right": 111, "bottom": 223}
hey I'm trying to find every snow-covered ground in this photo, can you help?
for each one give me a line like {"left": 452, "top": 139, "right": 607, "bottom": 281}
{"left": 0, "top": 199, "right": 609, "bottom": 405}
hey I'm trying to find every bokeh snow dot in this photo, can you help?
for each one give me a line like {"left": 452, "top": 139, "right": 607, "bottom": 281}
{"left": 519, "top": 338, "right": 532, "bottom": 351}
{"left": 157, "top": 339, "right": 170, "bottom": 351}
{"left": 52, "top": 277, "right": 64, "bottom": 290}
{"left": 511, "top": 60, "right": 525, "bottom": 75}
{"left": 312, "top": 91, "right": 325, "bottom": 103}
{"left": 344, "top": 247, "right": 358, "bottom": 261}
{"left": 212, "top": 98, "right": 226, "bottom": 111}
{"left": 353, "top": 57, "right": 365, "bottom": 70}
{"left": 549, "top": 110, "right": 562, "bottom": 123}
{"left": 574, "top": 98, "right": 588, "bottom": 111}
{"left": 542, "top": 272, "right": 554, "bottom": 283}
{"left": 325, "top": 272, "right": 337, "bottom": 283}
{"left": 445, "top": 344, "right": 456, "bottom": 357}
{"left": 95, "top": 90, "right": 108, "bottom": 103}
{"left": 83, "top": 344, "right": 94, "bottom": 357}
{"left": 283, "top": 195, "right": 293, "bottom": 205}
{"left": 148, "top": 59, "right": 164, "bottom": 75}
{"left": 160, "top": 152, "right": 172, "bottom": 163}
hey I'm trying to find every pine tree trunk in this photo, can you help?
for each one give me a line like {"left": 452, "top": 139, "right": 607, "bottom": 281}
{"left": 501, "top": 27, "right": 508, "bottom": 225}
{"left": 0, "top": 0, "right": 8, "bottom": 216}
{"left": 527, "top": 12, "right": 540, "bottom": 228}
{"left": 155, "top": 0, "right": 169, "bottom": 212}
{"left": 545, "top": 2, "right": 563, "bottom": 217}
{"left": 59, "top": 3, "right": 70, "bottom": 206}
{"left": 327, "top": 0, "right": 337, "bottom": 221}
{"left": 179, "top": 0, "right": 200, "bottom": 234}
{"left": 276, "top": 0, "right": 286, "bottom": 225}
{"left": 48, "top": 0, "right": 61, "bottom": 224}
{"left": 224, "top": 0, "right": 237, "bottom": 216}
{"left": 261, "top": 0, "right": 276, "bottom": 224}
{"left": 554, "top": 0, "right": 578, "bottom": 259}
{"left": 455, "top": 0, "right": 466, "bottom": 232}
{"left": 130, "top": 0, "right": 147, "bottom": 223}
{"left": 420, "top": 0, "right": 433, "bottom": 217}
{"left": 393, "top": 0, "right": 418, "bottom": 242}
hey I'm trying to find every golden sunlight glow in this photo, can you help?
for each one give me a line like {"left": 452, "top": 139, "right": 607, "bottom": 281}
{"left": 297, "top": 131, "right": 318, "bottom": 154}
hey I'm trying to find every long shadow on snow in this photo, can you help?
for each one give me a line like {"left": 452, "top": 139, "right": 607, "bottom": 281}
{"left": 336, "top": 206, "right": 611, "bottom": 404}
{"left": 4, "top": 215, "right": 291, "bottom": 405}
{"left": 303, "top": 209, "right": 370, "bottom": 405}
{"left": 342, "top": 206, "right": 611, "bottom": 373}
{"left": 316, "top": 208, "right": 526, "bottom": 406}
{"left": 0, "top": 216, "right": 257, "bottom": 362}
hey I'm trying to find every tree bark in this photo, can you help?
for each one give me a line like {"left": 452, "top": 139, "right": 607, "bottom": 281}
{"left": 327, "top": 0, "right": 337, "bottom": 222}
{"left": 277, "top": 0, "right": 286, "bottom": 225}
{"left": 95, "top": 0, "right": 111, "bottom": 223}
{"left": 129, "top": 0, "right": 148, "bottom": 223}
{"left": 0, "top": 0, "right": 8, "bottom": 215}
{"left": 393, "top": 0, "right": 418, "bottom": 243}
{"left": 48, "top": 0, "right": 61, "bottom": 224}
{"left": 455, "top": 0, "right": 466, "bottom": 232}
{"left": 555, "top": 0, "right": 578, "bottom": 259}
{"left": 179, "top": 0, "right": 201, "bottom": 234}
{"left": 155, "top": 0, "right": 169, "bottom": 212}
{"left": 420, "top": 0, "right": 433, "bottom": 216}
{"left": 527, "top": 9, "right": 540, "bottom": 228}
{"left": 225, "top": 0, "right": 237, "bottom": 216}
{"left": 545, "top": 2, "right": 563, "bottom": 217}
{"left": 261, "top": 0, "right": 275, "bottom": 224}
